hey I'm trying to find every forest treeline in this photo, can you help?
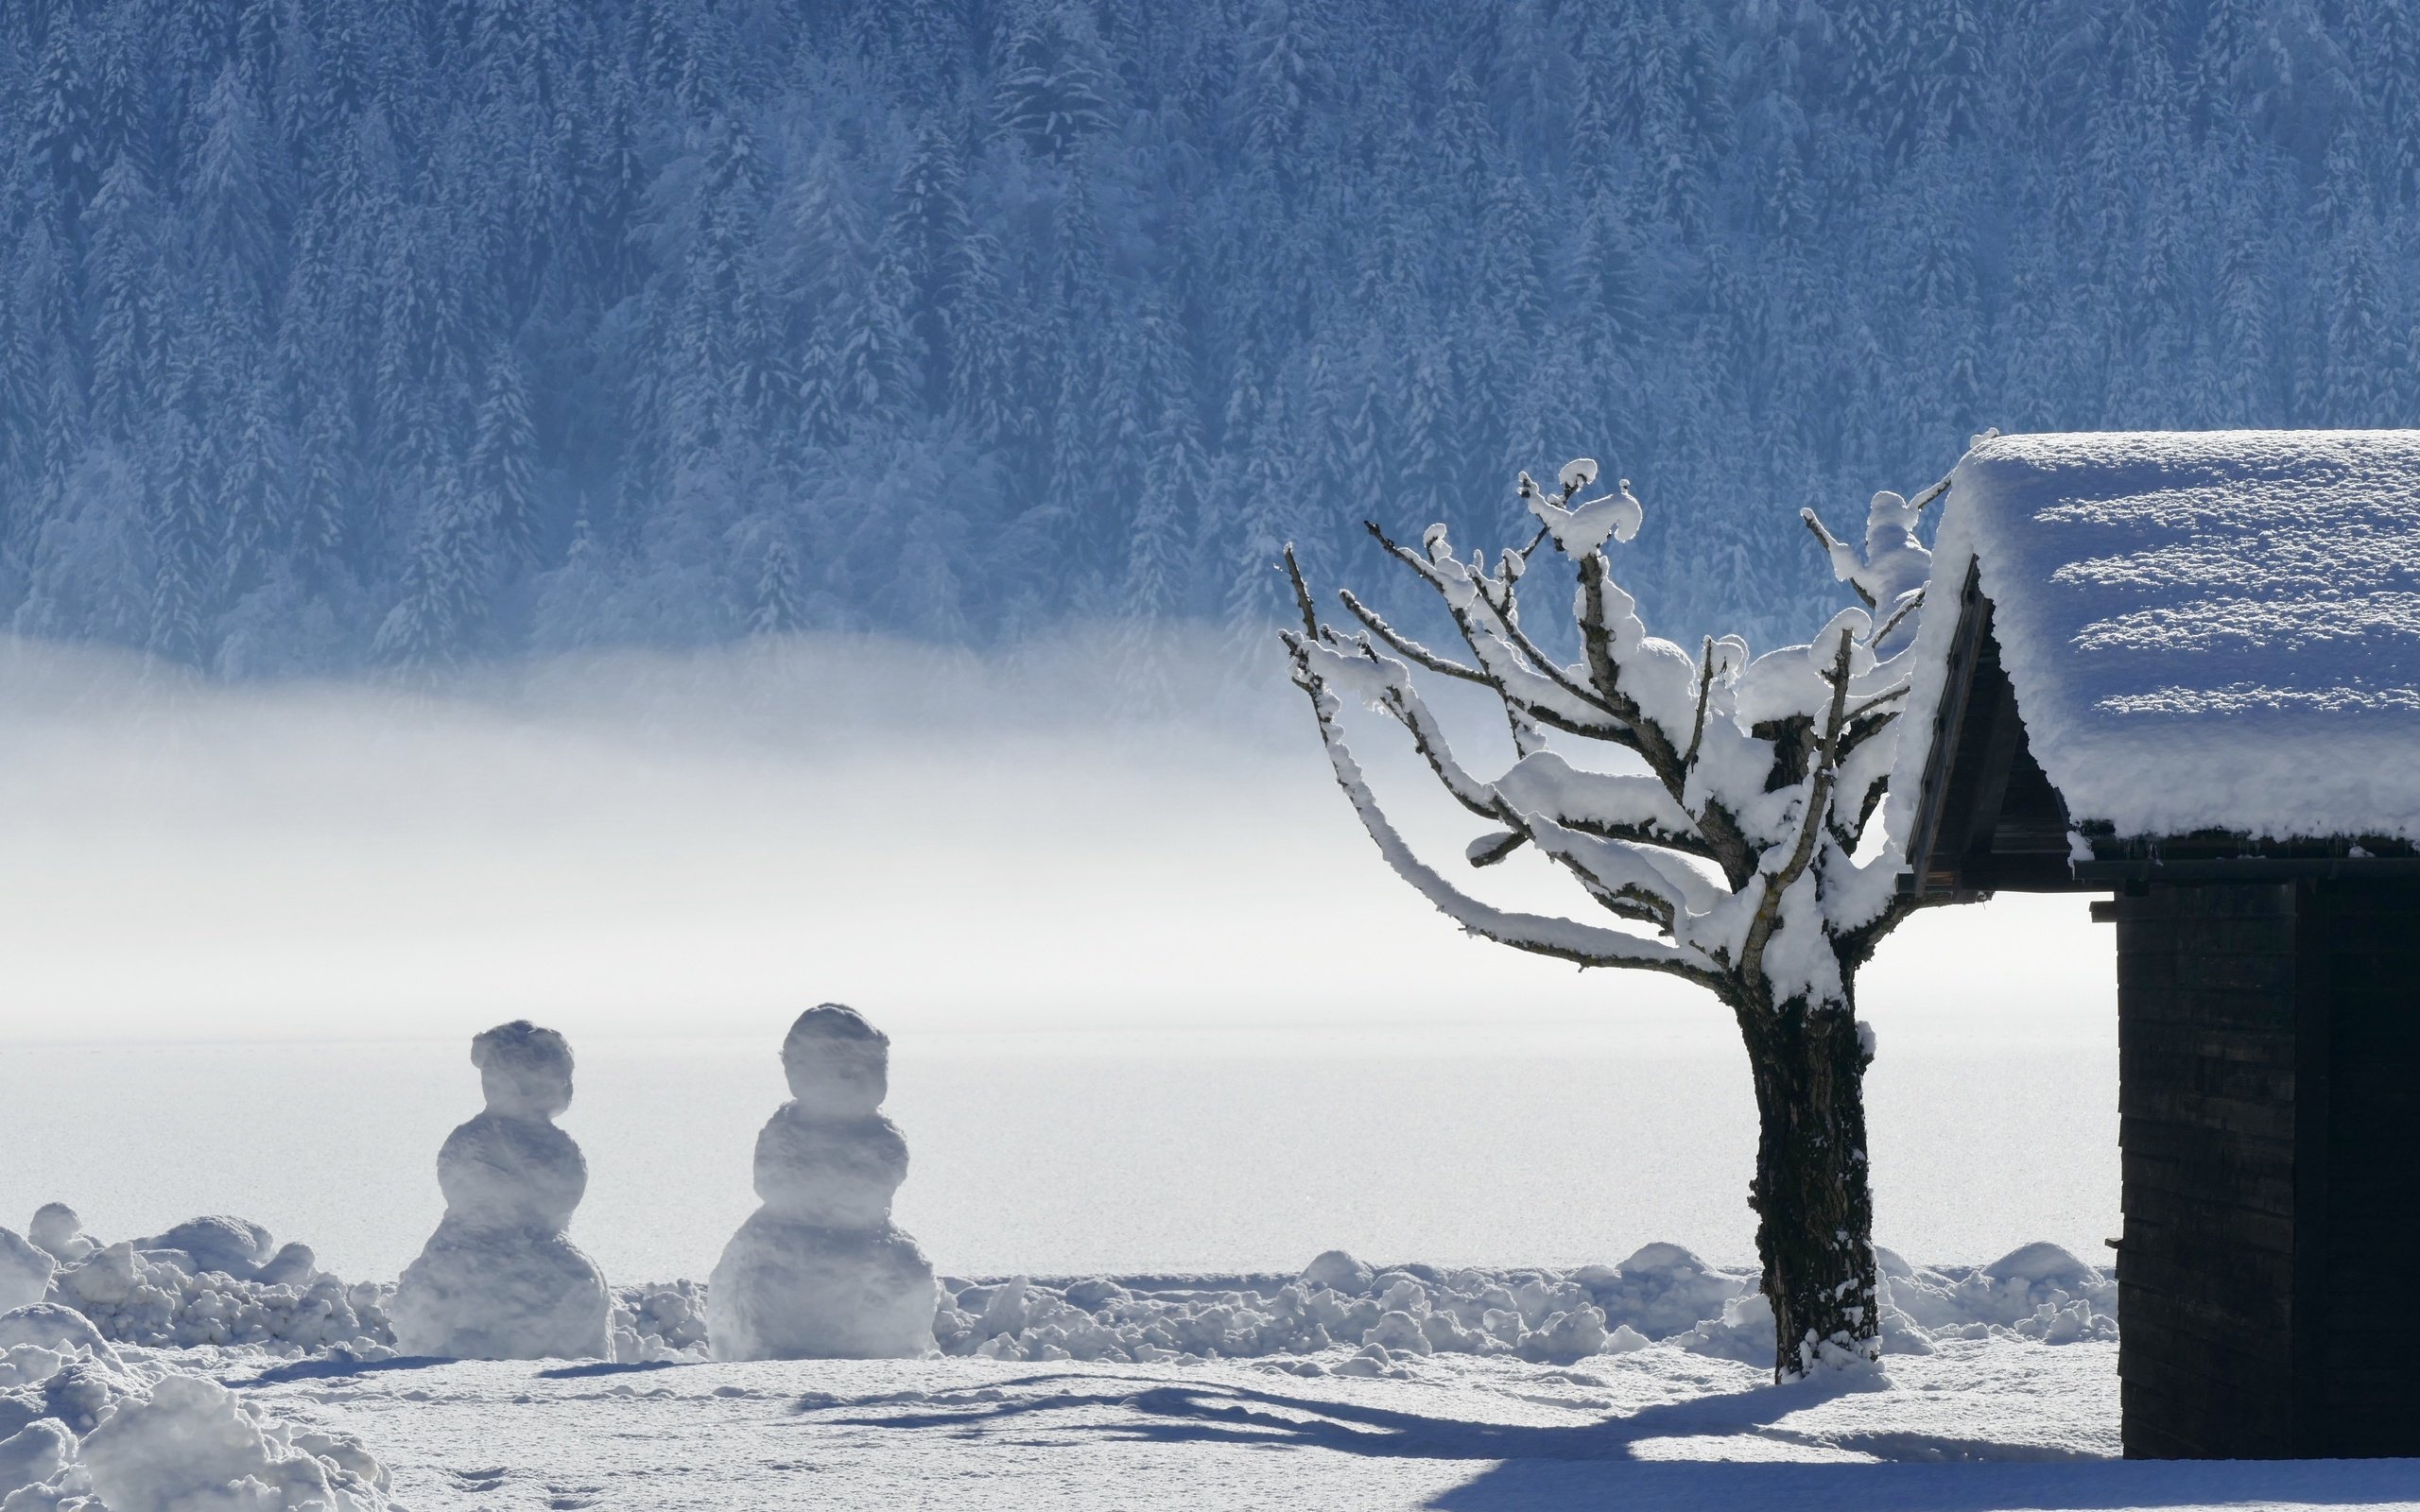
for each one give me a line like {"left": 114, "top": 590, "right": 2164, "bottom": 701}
{"left": 1, "top": 0, "right": 2413, "bottom": 673}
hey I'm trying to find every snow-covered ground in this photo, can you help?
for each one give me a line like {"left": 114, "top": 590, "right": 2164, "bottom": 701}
{"left": 31, "top": 1330, "right": 2420, "bottom": 1511}
{"left": 243, "top": 1340, "right": 2134, "bottom": 1510}
{"left": 8, "top": 1214, "right": 2417, "bottom": 1510}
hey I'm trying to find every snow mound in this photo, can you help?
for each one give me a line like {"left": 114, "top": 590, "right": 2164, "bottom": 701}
{"left": 0, "top": 1306, "right": 121, "bottom": 1367}
{"left": 130, "top": 1218, "right": 317, "bottom": 1290}
{"left": 0, "top": 1308, "right": 393, "bottom": 1511}
{"left": 390, "top": 1022, "right": 611, "bottom": 1361}
{"left": 926, "top": 1243, "right": 2116, "bottom": 1367}
{"left": 708, "top": 1005, "right": 938, "bottom": 1361}
{"left": 1893, "top": 430, "right": 2420, "bottom": 844}
{"left": 612, "top": 1282, "right": 710, "bottom": 1365}
{"left": 1879, "top": 1245, "right": 2118, "bottom": 1345}
{"left": 81, "top": 1373, "right": 392, "bottom": 1512}
{"left": 0, "top": 1233, "right": 50, "bottom": 1315}
{"left": 43, "top": 1218, "right": 393, "bottom": 1357}
{"left": 26, "top": 1210, "right": 92, "bottom": 1267}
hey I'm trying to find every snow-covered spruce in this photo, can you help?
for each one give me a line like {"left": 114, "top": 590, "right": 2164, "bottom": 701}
{"left": 708, "top": 1005, "right": 939, "bottom": 1361}
{"left": 1281, "top": 458, "right": 1969, "bottom": 1380}
{"left": 390, "top": 1022, "right": 611, "bottom": 1361}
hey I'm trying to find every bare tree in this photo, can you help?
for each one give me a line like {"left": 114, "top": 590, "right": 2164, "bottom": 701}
{"left": 1281, "top": 456, "right": 1947, "bottom": 1380}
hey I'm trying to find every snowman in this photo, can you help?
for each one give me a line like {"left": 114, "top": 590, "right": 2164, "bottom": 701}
{"left": 391, "top": 1021, "right": 611, "bottom": 1359}
{"left": 708, "top": 1005, "right": 937, "bottom": 1360}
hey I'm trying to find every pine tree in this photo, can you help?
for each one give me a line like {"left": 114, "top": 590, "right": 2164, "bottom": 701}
{"left": 885, "top": 121, "right": 971, "bottom": 411}
{"left": 747, "top": 532, "right": 801, "bottom": 635}
{"left": 943, "top": 230, "right": 1016, "bottom": 446}
{"left": 29, "top": 23, "right": 97, "bottom": 213}
{"left": 373, "top": 466, "right": 491, "bottom": 668}
{"left": 992, "top": 2, "right": 1113, "bottom": 159}
{"left": 83, "top": 154, "right": 165, "bottom": 441}
{"left": 217, "top": 375, "right": 289, "bottom": 597}
{"left": 468, "top": 344, "right": 539, "bottom": 563}
{"left": 191, "top": 63, "right": 283, "bottom": 320}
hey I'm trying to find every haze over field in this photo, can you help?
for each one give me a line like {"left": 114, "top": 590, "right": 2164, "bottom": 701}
{"left": 0, "top": 633, "right": 2116, "bottom": 1281}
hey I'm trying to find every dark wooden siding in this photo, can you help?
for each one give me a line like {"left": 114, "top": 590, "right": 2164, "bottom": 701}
{"left": 2313, "top": 881, "right": 2420, "bottom": 1456}
{"left": 2116, "top": 882, "right": 2304, "bottom": 1458}
{"left": 2117, "top": 879, "right": 2420, "bottom": 1458}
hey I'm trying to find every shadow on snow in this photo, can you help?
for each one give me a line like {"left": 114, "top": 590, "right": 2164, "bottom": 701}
{"left": 795, "top": 1370, "right": 2420, "bottom": 1511}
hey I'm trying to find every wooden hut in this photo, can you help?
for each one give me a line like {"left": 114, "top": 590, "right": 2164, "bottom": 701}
{"left": 1891, "top": 431, "right": 2420, "bottom": 1459}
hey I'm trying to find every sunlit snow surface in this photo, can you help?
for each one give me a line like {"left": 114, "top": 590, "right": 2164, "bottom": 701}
{"left": 224, "top": 1342, "right": 2419, "bottom": 1510}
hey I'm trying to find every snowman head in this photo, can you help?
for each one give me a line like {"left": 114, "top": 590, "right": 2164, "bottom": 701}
{"left": 473, "top": 1020, "right": 576, "bottom": 1120}
{"left": 780, "top": 1004, "right": 889, "bottom": 1115}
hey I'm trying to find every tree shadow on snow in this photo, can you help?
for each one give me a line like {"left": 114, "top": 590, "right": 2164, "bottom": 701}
{"left": 798, "top": 1371, "right": 2420, "bottom": 1510}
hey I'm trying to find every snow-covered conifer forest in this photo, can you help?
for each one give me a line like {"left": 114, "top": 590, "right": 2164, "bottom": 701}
{"left": 3, "top": 0, "right": 2415, "bottom": 671}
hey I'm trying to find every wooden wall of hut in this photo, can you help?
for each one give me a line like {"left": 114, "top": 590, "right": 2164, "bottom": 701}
{"left": 2113, "top": 879, "right": 2420, "bottom": 1458}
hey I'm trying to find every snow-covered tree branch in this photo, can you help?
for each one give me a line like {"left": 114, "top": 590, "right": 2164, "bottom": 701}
{"left": 1282, "top": 457, "right": 1955, "bottom": 1380}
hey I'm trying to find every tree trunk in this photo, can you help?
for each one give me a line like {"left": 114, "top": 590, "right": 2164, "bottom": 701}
{"left": 1740, "top": 991, "right": 1879, "bottom": 1382}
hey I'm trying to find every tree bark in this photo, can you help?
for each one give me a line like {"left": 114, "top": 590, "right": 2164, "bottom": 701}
{"left": 1740, "top": 991, "right": 1880, "bottom": 1381}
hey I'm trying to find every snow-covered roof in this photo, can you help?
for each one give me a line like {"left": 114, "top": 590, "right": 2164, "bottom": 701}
{"left": 1891, "top": 431, "right": 2420, "bottom": 846}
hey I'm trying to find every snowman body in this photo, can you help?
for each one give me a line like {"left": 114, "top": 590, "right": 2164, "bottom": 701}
{"left": 392, "top": 1022, "right": 611, "bottom": 1359}
{"left": 709, "top": 1005, "right": 936, "bottom": 1360}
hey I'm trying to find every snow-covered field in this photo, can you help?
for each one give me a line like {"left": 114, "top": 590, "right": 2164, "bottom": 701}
{"left": 249, "top": 1340, "right": 2420, "bottom": 1511}
{"left": 0, "top": 1024, "right": 2118, "bottom": 1286}
{"left": 246, "top": 1340, "right": 2131, "bottom": 1510}
{"left": 10, "top": 1252, "right": 2419, "bottom": 1510}
{"left": 0, "top": 644, "right": 2399, "bottom": 1507}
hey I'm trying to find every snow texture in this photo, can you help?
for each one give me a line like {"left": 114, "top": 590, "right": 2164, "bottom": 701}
{"left": 0, "top": 1235, "right": 2134, "bottom": 1511}
{"left": 707, "top": 1005, "right": 938, "bottom": 1361}
{"left": 26, "top": 1211, "right": 92, "bottom": 1268}
{"left": 920, "top": 1243, "right": 2113, "bottom": 1370}
{"left": 389, "top": 1023, "right": 610, "bottom": 1362}
{"left": 19, "top": 1204, "right": 393, "bottom": 1359}
{"left": 230, "top": 1326, "right": 2377, "bottom": 1511}
{"left": 1893, "top": 431, "right": 2420, "bottom": 845}
{"left": 0, "top": 1235, "right": 49, "bottom": 1315}
{"left": 0, "top": 1310, "right": 392, "bottom": 1511}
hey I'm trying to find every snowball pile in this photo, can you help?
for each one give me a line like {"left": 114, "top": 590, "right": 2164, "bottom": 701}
{"left": 0, "top": 1304, "right": 392, "bottom": 1510}
{"left": 610, "top": 1281, "right": 710, "bottom": 1366}
{"left": 709, "top": 1005, "right": 939, "bottom": 1360}
{"left": 3, "top": 1207, "right": 392, "bottom": 1357}
{"left": 925, "top": 1241, "right": 2117, "bottom": 1372}
{"left": 391, "top": 1021, "right": 612, "bottom": 1361}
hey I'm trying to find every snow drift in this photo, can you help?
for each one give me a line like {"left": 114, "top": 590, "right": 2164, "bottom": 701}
{"left": 902, "top": 1241, "right": 2116, "bottom": 1374}
{"left": 0, "top": 1313, "right": 392, "bottom": 1511}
